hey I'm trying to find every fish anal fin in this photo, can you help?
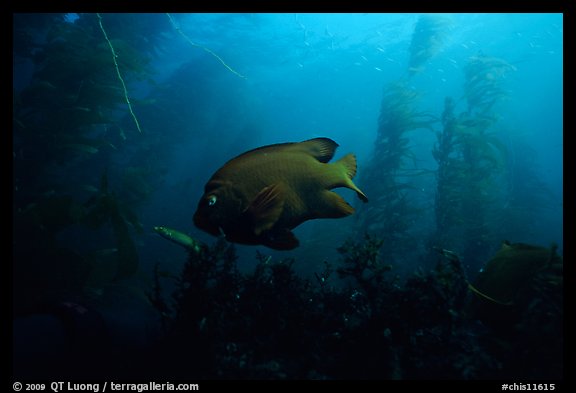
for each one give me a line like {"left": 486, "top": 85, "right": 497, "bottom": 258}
{"left": 246, "top": 183, "right": 285, "bottom": 235}
{"left": 263, "top": 229, "right": 299, "bottom": 250}
{"left": 316, "top": 191, "right": 355, "bottom": 218}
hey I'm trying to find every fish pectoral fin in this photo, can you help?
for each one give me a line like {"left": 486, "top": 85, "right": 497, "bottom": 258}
{"left": 246, "top": 183, "right": 285, "bottom": 236}
{"left": 263, "top": 229, "right": 299, "bottom": 250}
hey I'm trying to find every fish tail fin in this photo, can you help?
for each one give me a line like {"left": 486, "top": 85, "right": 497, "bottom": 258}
{"left": 334, "top": 154, "right": 369, "bottom": 202}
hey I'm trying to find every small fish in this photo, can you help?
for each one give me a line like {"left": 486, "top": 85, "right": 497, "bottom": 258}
{"left": 193, "top": 137, "right": 368, "bottom": 250}
{"left": 41, "top": 189, "right": 56, "bottom": 197}
{"left": 154, "top": 226, "right": 202, "bottom": 253}
{"left": 72, "top": 106, "right": 92, "bottom": 112}
{"left": 14, "top": 119, "right": 26, "bottom": 129}
{"left": 62, "top": 143, "right": 99, "bottom": 154}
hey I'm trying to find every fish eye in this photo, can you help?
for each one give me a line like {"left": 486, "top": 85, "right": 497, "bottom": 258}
{"left": 207, "top": 195, "right": 217, "bottom": 207}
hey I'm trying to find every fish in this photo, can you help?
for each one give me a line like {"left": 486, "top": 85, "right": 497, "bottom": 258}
{"left": 154, "top": 226, "right": 202, "bottom": 254}
{"left": 62, "top": 143, "right": 99, "bottom": 154}
{"left": 193, "top": 137, "right": 368, "bottom": 250}
{"left": 469, "top": 241, "right": 562, "bottom": 306}
{"left": 466, "top": 241, "right": 563, "bottom": 331}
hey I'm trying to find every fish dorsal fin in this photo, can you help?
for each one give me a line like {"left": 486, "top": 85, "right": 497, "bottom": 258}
{"left": 291, "top": 137, "right": 339, "bottom": 163}
{"left": 500, "top": 240, "right": 512, "bottom": 251}
{"left": 231, "top": 137, "right": 339, "bottom": 164}
{"left": 262, "top": 229, "right": 300, "bottom": 250}
{"left": 245, "top": 183, "right": 285, "bottom": 236}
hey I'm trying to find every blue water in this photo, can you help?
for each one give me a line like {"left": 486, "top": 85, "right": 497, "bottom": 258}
{"left": 136, "top": 13, "right": 563, "bottom": 269}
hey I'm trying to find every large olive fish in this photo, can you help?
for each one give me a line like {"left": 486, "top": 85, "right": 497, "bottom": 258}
{"left": 470, "top": 241, "right": 562, "bottom": 306}
{"left": 193, "top": 137, "right": 368, "bottom": 250}
{"left": 466, "top": 240, "right": 563, "bottom": 330}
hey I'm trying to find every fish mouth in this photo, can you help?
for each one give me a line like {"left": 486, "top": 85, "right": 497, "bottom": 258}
{"left": 193, "top": 213, "right": 221, "bottom": 237}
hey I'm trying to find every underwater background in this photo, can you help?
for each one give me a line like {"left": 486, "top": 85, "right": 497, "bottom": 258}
{"left": 12, "top": 13, "right": 563, "bottom": 380}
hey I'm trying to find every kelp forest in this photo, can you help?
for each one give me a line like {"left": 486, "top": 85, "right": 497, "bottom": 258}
{"left": 12, "top": 13, "right": 563, "bottom": 380}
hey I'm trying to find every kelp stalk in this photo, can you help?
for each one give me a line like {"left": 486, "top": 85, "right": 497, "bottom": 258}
{"left": 166, "top": 13, "right": 246, "bottom": 80}
{"left": 97, "top": 13, "right": 143, "bottom": 133}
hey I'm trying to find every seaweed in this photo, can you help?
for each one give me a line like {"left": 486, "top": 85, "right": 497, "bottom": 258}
{"left": 12, "top": 14, "right": 562, "bottom": 381}
{"left": 356, "top": 80, "right": 437, "bottom": 264}
{"left": 14, "top": 228, "right": 560, "bottom": 380}
{"left": 408, "top": 14, "right": 453, "bottom": 76}
{"left": 12, "top": 14, "right": 171, "bottom": 314}
{"left": 126, "top": 233, "right": 563, "bottom": 380}
{"left": 431, "top": 54, "right": 514, "bottom": 268}
{"left": 463, "top": 55, "right": 516, "bottom": 115}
